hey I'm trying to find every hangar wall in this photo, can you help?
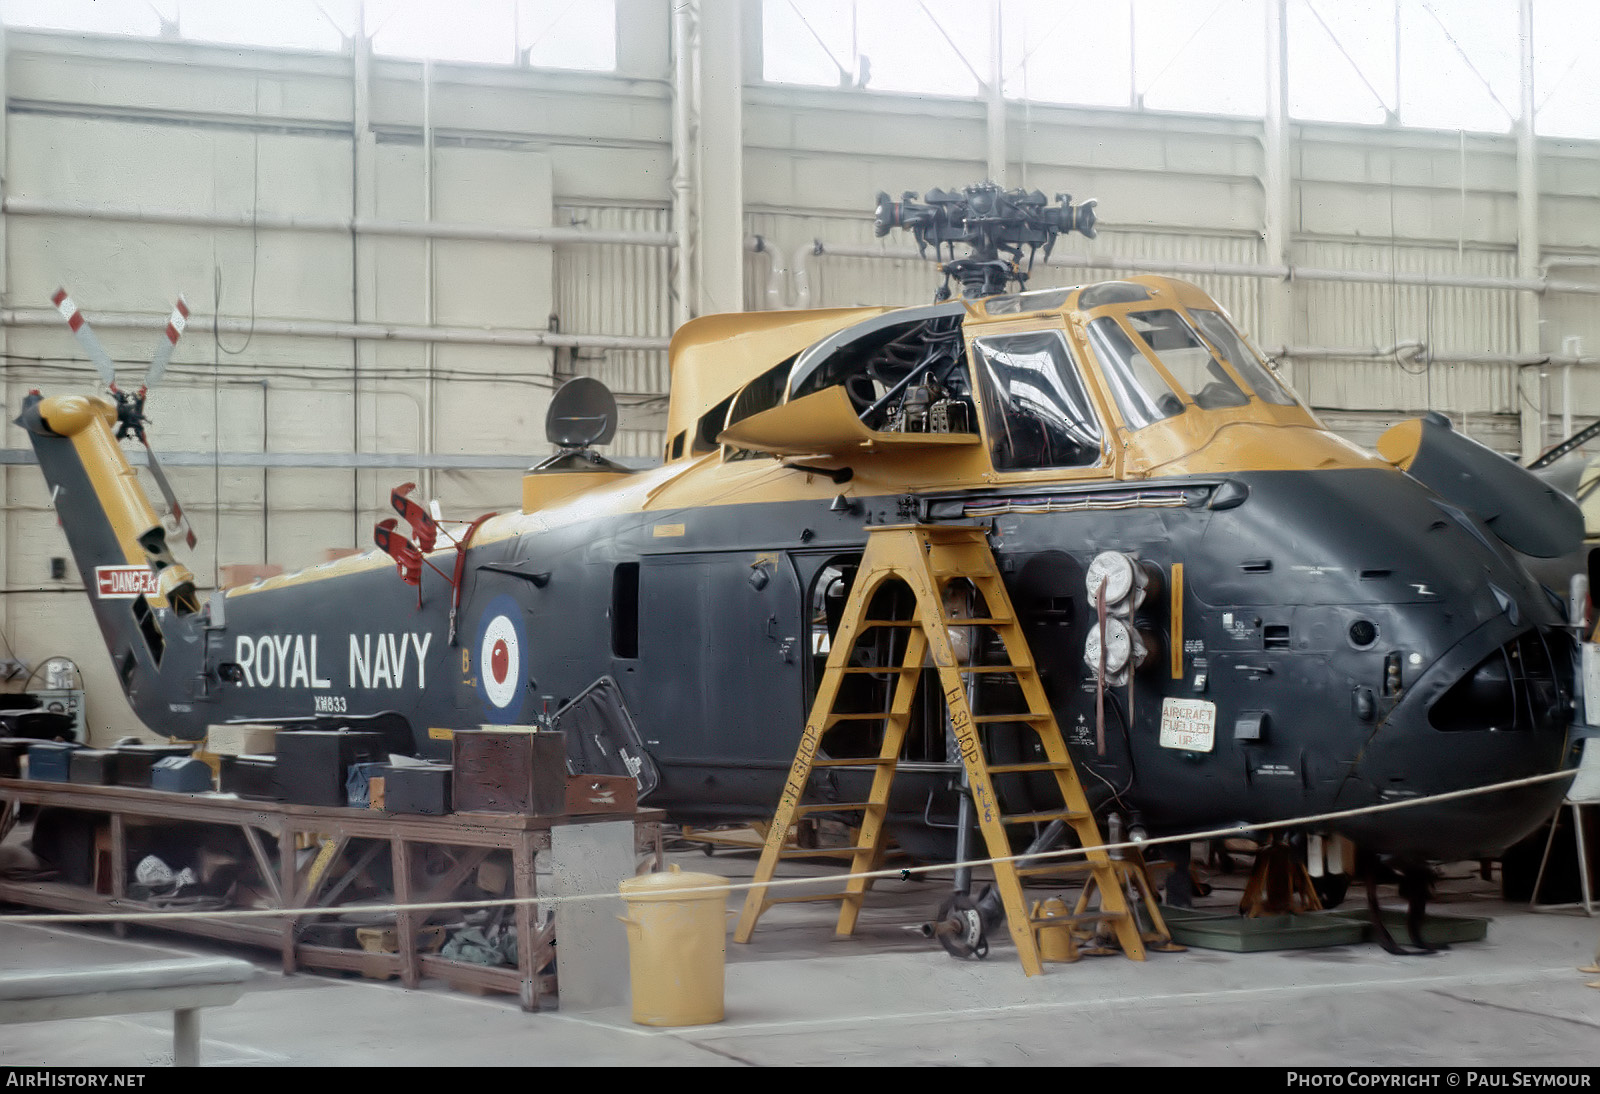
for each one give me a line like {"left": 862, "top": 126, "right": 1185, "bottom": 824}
{"left": 1, "top": 1, "right": 1595, "bottom": 741}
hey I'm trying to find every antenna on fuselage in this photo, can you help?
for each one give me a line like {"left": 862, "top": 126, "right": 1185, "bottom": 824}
{"left": 532, "top": 377, "right": 630, "bottom": 473}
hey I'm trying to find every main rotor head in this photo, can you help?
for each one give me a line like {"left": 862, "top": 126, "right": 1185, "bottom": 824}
{"left": 873, "top": 183, "right": 1098, "bottom": 300}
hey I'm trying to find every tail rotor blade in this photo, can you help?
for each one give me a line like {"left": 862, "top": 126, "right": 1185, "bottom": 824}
{"left": 142, "top": 442, "right": 197, "bottom": 551}
{"left": 145, "top": 295, "right": 190, "bottom": 390}
{"left": 51, "top": 288, "right": 118, "bottom": 388}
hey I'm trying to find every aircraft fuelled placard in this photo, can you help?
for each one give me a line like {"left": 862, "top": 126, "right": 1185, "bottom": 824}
{"left": 1159, "top": 698, "right": 1216, "bottom": 753}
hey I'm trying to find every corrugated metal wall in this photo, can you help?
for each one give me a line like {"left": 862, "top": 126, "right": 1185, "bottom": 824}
{"left": 1293, "top": 241, "right": 1521, "bottom": 450}
{"left": 550, "top": 202, "right": 673, "bottom": 459}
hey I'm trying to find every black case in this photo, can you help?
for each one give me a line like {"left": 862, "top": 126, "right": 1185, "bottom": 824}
{"left": 384, "top": 763, "right": 452, "bottom": 815}
{"left": 219, "top": 754, "right": 280, "bottom": 801}
{"left": 68, "top": 749, "right": 120, "bottom": 785}
{"left": 273, "top": 730, "right": 386, "bottom": 806}
{"left": 115, "top": 744, "right": 195, "bottom": 788}
{"left": 151, "top": 756, "right": 213, "bottom": 793}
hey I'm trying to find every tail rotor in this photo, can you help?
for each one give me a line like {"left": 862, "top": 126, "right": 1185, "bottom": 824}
{"left": 51, "top": 287, "right": 198, "bottom": 550}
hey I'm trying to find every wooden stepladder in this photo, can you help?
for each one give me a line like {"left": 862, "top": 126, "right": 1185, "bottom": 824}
{"left": 733, "top": 523, "right": 1151, "bottom": 976}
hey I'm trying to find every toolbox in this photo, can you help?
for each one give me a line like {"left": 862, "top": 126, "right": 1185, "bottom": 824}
{"left": 115, "top": 743, "right": 195, "bottom": 788}
{"left": 219, "top": 754, "right": 279, "bottom": 801}
{"left": 25, "top": 741, "right": 79, "bottom": 782}
{"left": 452, "top": 727, "right": 566, "bottom": 814}
{"left": 384, "top": 762, "right": 452, "bottom": 815}
{"left": 273, "top": 730, "right": 386, "bottom": 806}
{"left": 68, "top": 749, "right": 120, "bottom": 786}
{"left": 151, "top": 756, "right": 214, "bottom": 793}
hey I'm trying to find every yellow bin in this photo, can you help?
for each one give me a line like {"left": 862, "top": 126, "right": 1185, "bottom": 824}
{"left": 617, "top": 865, "right": 728, "bottom": 1026}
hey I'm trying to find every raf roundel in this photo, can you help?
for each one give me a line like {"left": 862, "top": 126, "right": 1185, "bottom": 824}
{"left": 474, "top": 596, "right": 529, "bottom": 720}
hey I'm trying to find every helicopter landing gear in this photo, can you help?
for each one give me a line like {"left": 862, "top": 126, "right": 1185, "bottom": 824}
{"left": 922, "top": 889, "right": 1000, "bottom": 960}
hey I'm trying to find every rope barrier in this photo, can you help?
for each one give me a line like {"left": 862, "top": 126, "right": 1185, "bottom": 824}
{"left": 0, "top": 768, "right": 1575, "bottom": 927}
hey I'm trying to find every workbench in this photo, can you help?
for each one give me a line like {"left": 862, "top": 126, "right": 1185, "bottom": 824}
{"left": 0, "top": 778, "right": 663, "bottom": 1010}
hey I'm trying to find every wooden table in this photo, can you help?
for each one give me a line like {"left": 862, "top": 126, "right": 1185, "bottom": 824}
{"left": 0, "top": 777, "right": 662, "bottom": 1010}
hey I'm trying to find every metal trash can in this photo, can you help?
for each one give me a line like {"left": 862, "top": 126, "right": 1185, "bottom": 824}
{"left": 617, "top": 864, "right": 728, "bottom": 1026}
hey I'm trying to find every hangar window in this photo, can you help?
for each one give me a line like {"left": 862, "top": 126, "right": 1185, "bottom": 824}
{"left": 371, "top": 0, "right": 617, "bottom": 69}
{"left": 972, "top": 331, "right": 1103, "bottom": 470}
{"left": 0, "top": 1, "right": 619, "bottom": 71}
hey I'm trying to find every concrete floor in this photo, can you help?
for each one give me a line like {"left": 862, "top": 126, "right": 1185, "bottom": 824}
{"left": 1, "top": 845, "right": 1597, "bottom": 1068}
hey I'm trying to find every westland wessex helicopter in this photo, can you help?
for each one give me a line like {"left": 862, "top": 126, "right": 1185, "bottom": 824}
{"left": 20, "top": 184, "right": 1587, "bottom": 943}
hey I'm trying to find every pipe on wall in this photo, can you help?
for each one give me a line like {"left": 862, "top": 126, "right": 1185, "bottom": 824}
{"left": 745, "top": 235, "right": 782, "bottom": 310}
{"left": 0, "top": 197, "right": 676, "bottom": 248}
{"left": 671, "top": 0, "right": 696, "bottom": 326}
{"left": 0, "top": 308, "right": 670, "bottom": 351}
{"left": 802, "top": 241, "right": 1600, "bottom": 296}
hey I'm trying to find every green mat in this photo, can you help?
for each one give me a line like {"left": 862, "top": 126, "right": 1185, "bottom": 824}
{"left": 1158, "top": 905, "right": 1491, "bottom": 952}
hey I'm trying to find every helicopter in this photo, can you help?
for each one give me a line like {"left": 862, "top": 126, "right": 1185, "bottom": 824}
{"left": 18, "top": 183, "right": 1588, "bottom": 926}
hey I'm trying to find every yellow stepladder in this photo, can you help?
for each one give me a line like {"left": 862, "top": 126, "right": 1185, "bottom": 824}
{"left": 733, "top": 523, "right": 1156, "bottom": 975}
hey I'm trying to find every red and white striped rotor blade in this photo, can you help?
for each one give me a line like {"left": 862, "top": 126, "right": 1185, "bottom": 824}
{"left": 143, "top": 442, "right": 197, "bottom": 551}
{"left": 50, "top": 288, "right": 118, "bottom": 388}
{"left": 144, "top": 295, "right": 189, "bottom": 390}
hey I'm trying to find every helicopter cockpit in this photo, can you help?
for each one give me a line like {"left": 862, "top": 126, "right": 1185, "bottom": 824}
{"left": 715, "top": 274, "right": 1328, "bottom": 479}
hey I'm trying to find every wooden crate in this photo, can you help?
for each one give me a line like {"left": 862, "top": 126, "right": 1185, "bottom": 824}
{"left": 452, "top": 728, "right": 566, "bottom": 815}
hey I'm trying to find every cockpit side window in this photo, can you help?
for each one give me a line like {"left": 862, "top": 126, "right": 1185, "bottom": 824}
{"left": 972, "top": 331, "right": 1103, "bottom": 470}
{"left": 1125, "top": 310, "right": 1250, "bottom": 411}
{"left": 1188, "top": 309, "right": 1300, "bottom": 407}
{"left": 1085, "top": 317, "right": 1185, "bottom": 430}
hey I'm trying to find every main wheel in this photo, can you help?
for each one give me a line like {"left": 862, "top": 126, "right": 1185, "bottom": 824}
{"left": 928, "top": 893, "right": 989, "bottom": 960}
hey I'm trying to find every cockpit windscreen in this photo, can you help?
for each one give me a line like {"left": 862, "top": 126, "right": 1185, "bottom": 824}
{"left": 1187, "top": 309, "right": 1300, "bottom": 407}
{"left": 1124, "top": 310, "right": 1250, "bottom": 410}
{"left": 1085, "top": 317, "right": 1185, "bottom": 430}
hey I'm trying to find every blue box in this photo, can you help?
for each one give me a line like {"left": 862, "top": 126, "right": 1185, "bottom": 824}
{"left": 150, "top": 756, "right": 213, "bottom": 793}
{"left": 345, "top": 762, "right": 387, "bottom": 808}
{"left": 26, "top": 741, "right": 77, "bottom": 782}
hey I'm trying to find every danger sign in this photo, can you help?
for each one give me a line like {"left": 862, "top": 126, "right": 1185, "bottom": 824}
{"left": 94, "top": 565, "right": 159, "bottom": 599}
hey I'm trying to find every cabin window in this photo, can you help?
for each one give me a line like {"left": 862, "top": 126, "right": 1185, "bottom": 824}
{"left": 611, "top": 563, "right": 639, "bottom": 659}
{"left": 984, "top": 288, "right": 1072, "bottom": 316}
{"left": 972, "top": 331, "right": 1103, "bottom": 470}
{"left": 1077, "top": 281, "right": 1154, "bottom": 308}
{"left": 1085, "top": 317, "right": 1185, "bottom": 430}
{"left": 669, "top": 431, "right": 686, "bottom": 460}
{"left": 1125, "top": 310, "right": 1249, "bottom": 411}
{"left": 1188, "top": 309, "right": 1300, "bottom": 407}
